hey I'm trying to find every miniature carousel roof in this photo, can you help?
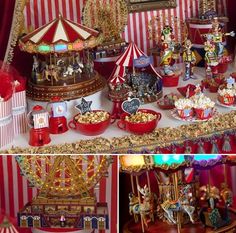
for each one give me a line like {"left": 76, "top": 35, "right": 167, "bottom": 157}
{"left": 0, "top": 217, "right": 19, "bottom": 233}
{"left": 120, "top": 155, "right": 236, "bottom": 174}
{"left": 19, "top": 14, "right": 100, "bottom": 54}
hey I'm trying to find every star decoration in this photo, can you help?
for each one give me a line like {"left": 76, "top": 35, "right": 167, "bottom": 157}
{"left": 227, "top": 76, "right": 235, "bottom": 85}
{"left": 75, "top": 98, "right": 92, "bottom": 114}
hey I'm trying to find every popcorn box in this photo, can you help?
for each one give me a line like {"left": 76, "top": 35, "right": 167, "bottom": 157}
{"left": 177, "top": 108, "right": 194, "bottom": 119}
{"left": 218, "top": 95, "right": 235, "bottom": 106}
{"left": 194, "top": 108, "right": 214, "bottom": 120}
{"left": 0, "top": 98, "right": 14, "bottom": 148}
{"left": 12, "top": 90, "right": 27, "bottom": 135}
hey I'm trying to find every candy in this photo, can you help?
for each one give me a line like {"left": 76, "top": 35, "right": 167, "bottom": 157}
{"left": 75, "top": 111, "right": 109, "bottom": 124}
{"left": 125, "top": 112, "right": 157, "bottom": 123}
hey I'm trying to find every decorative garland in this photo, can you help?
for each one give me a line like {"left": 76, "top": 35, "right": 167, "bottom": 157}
{"left": 2, "top": 111, "right": 236, "bottom": 154}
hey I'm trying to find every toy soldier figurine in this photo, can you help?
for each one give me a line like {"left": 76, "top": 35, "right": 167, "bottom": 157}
{"left": 204, "top": 38, "right": 219, "bottom": 77}
{"left": 183, "top": 39, "right": 196, "bottom": 81}
{"left": 60, "top": 215, "right": 66, "bottom": 227}
{"left": 160, "top": 26, "right": 175, "bottom": 76}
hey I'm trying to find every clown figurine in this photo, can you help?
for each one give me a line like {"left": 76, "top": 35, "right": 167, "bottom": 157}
{"left": 160, "top": 26, "right": 175, "bottom": 76}
{"left": 211, "top": 17, "right": 235, "bottom": 59}
{"left": 183, "top": 39, "right": 196, "bottom": 81}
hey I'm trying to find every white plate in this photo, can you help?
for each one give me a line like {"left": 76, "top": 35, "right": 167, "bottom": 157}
{"left": 170, "top": 108, "right": 218, "bottom": 122}
{"left": 216, "top": 100, "right": 236, "bottom": 109}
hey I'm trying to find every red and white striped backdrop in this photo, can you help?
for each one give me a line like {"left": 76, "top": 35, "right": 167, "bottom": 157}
{"left": 23, "top": 0, "right": 227, "bottom": 54}
{"left": 0, "top": 155, "right": 118, "bottom": 233}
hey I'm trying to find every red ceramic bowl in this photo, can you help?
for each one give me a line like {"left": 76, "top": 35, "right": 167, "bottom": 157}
{"left": 117, "top": 109, "right": 161, "bottom": 135}
{"left": 194, "top": 108, "right": 214, "bottom": 120}
{"left": 218, "top": 95, "right": 235, "bottom": 106}
{"left": 68, "top": 110, "right": 111, "bottom": 136}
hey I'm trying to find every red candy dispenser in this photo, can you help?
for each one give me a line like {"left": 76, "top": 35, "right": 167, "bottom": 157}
{"left": 47, "top": 97, "right": 68, "bottom": 134}
{"left": 27, "top": 105, "right": 51, "bottom": 147}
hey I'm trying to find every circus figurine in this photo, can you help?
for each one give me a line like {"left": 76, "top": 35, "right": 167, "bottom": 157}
{"left": 160, "top": 26, "right": 175, "bottom": 76}
{"left": 211, "top": 17, "right": 235, "bottom": 59}
{"left": 183, "top": 39, "right": 196, "bottom": 81}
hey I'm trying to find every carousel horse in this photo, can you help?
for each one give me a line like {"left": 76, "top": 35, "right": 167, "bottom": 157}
{"left": 161, "top": 185, "right": 195, "bottom": 224}
{"left": 129, "top": 185, "right": 156, "bottom": 228}
{"left": 63, "top": 65, "right": 74, "bottom": 77}
{"left": 32, "top": 55, "right": 39, "bottom": 73}
{"left": 44, "top": 65, "right": 59, "bottom": 82}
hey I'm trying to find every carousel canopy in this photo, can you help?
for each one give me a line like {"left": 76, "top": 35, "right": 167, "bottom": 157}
{"left": 119, "top": 155, "right": 234, "bottom": 173}
{"left": 108, "top": 65, "right": 126, "bottom": 84}
{"left": 19, "top": 14, "right": 100, "bottom": 54}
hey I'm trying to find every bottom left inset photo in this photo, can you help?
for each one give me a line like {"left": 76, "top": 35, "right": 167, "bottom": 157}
{"left": 0, "top": 155, "right": 118, "bottom": 233}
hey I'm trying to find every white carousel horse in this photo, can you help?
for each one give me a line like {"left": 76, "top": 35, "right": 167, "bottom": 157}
{"left": 32, "top": 55, "right": 39, "bottom": 72}
{"left": 129, "top": 185, "right": 156, "bottom": 228}
{"left": 63, "top": 65, "right": 74, "bottom": 77}
{"left": 161, "top": 185, "right": 195, "bottom": 224}
{"left": 44, "top": 65, "right": 59, "bottom": 82}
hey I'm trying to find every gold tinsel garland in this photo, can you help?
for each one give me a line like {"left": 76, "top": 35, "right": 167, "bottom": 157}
{"left": 2, "top": 111, "right": 236, "bottom": 154}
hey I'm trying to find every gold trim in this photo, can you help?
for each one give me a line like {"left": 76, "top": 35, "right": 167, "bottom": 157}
{"left": 1, "top": 111, "right": 236, "bottom": 154}
{"left": 127, "top": 0, "right": 177, "bottom": 13}
{"left": 4, "top": 0, "right": 28, "bottom": 65}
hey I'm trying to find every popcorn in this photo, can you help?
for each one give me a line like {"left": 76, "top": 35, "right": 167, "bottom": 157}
{"left": 218, "top": 88, "right": 235, "bottom": 97}
{"left": 125, "top": 112, "right": 157, "bottom": 123}
{"left": 192, "top": 95, "right": 215, "bottom": 109}
{"left": 75, "top": 111, "right": 109, "bottom": 124}
{"left": 174, "top": 98, "right": 193, "bottom": 110}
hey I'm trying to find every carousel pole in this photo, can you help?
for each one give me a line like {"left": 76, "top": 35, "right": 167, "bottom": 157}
{"left": 72, "top": 54, "right": 76, "bottom": 84}
{"left": 173, "top": 172, "right": 181, "bottom": 233}
{"left": 50, "top": 53, "right": 53, "bottom": 86}
{"left": 130, "top": 174, "right": 135, "bottom": 194}
{"left": 136, "top": 175, "right": 145, "bottom": 233}
{"left": 146, "top": 171, "right": 151, "bottom": 192}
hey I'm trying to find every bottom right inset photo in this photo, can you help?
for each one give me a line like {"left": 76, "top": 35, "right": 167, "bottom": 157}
{"left": 119, "top": 155, "right": 236, "bottom": 233}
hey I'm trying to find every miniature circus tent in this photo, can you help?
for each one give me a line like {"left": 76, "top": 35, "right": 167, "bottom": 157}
{"left": 108, "top": 42, "right": 161, "bottom": 84}
{"left": 19, "top": 14, "right": 100, "bottom": 53}
{"left": 0, "top": 217, "right": 19, "bottom": 233}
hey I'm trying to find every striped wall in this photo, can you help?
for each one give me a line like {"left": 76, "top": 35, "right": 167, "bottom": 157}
{"left": 0, "top": 155, "right": 118, "bottom": 233}
{"left": 23, "top": 0, "right": 227, "bottom": 54}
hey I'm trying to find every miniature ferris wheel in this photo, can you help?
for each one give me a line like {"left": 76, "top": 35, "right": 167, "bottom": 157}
{"left": 16, "top": 155, "right": 113, "bottom": 231}
{"left": 16, "top": 155, "right": 112, "bottom": 198}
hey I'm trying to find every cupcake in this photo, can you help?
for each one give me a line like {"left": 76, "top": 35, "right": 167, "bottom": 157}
{"left": 174, "top": 98, "right": 194, "bottom": 118}
{"left": 193, "top": 95, "right": 215, "bottom": 120}
{"left": 218, "top": 88, "right": 235, "bottom": 105}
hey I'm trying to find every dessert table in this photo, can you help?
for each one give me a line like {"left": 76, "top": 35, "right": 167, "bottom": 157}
{"left": 1, "top": 64, "right": 236, "bottom": 154}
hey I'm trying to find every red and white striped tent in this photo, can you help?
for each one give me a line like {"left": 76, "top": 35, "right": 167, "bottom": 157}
{"left": 0, "top": 217, "right": 19, "bottom": 233}
{"left": 115, "top": 42, "right": 146, "bottom": 67}
{"left": 19, "top": 14, "right": 100, "bottom": 54}
{"left": 108, "top": 66, "right": 126, "bottom": 85}
{"left": 108, "top": 42, "right": 161, "bottom": 84}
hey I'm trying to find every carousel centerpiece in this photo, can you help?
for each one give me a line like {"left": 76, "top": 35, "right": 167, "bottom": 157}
{"left": 18, "top": 14, "right": 106, "bottom": 101}
{"left": 17, "top": 155, "right": 112, "bottom": 232}
{"left": 120, "top": 155, "right": 236, "bottom": 233}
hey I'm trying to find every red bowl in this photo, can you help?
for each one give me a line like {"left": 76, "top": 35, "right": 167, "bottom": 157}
{"left": 194, "top": 108, "right": 214, "bottom": 120}
{"left": 162, "top": 74, "right": 179, "bottom": 87}
{"left": 209, "top": 85, "right": 219, "bottom": 93}
{"left": 117, "top": 109, "right": 161, "bottom": 135}
{"left": 68, "top": 110, "right": 111, "bottom": 136}
{"left": 218, "top": 95, "right": 235, "bottom": 106}
{"left": 217, "top": 62, "right": 228, "bottom": 74}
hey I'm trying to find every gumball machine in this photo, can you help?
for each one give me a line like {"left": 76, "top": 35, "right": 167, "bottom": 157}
{"left": 28, "top": 105, "right": 51, "bottom": 146}
{"left": 47, "top": 97, "right": 68, "bottom": 134}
